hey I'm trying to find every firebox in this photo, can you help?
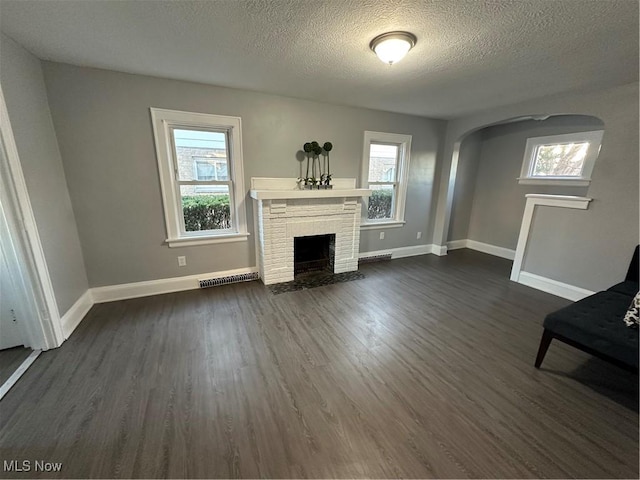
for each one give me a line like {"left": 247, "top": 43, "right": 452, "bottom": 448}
{"left": 294, "top": 234, "right": 336, "bottom": 275}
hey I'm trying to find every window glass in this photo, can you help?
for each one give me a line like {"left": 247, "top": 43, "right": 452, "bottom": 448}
{"left": 361, "top": 131, "right": 411, "bottom": 225}
{"left": 368, "top": 144, "right": 398, "bottom": 182}
{"left": 367, "top": 184, "right": 395, "bottom": 220}
{"left": 519, "top": 130, "right": 603, "bottom": 185}
{"left": 180, "top": 185, "right": 231, "bottom": 232}
{"left": 150, "top": 108, "right": 247, "bottom": 245}
{"left": 531, "top": 142, "right": 589, "bottom": 177}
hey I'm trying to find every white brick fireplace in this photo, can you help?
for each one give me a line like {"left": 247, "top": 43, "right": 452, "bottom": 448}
{"left": 250, "top": 178, "right": 371, "bottom": 285}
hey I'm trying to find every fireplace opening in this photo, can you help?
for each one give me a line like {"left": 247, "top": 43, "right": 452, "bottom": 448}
{"left": 294, "top": 234, "right": 335, "bottom": 275}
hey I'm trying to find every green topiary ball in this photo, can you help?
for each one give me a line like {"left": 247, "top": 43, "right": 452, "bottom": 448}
{"left": 313, "top": 146, "right": 322, "bottom": 155}
{"left": 303, "top": 142, "right": 312, "bottom": 153}
{"left": 323, "top": 142, "right": 333, "bottom": 152}
{"left": 311, "top": 141, "right": 319, "bottom": 148}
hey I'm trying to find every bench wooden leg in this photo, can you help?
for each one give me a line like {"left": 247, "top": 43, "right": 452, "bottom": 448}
{"left": 535, "top": 329, "right": 553, "bottom": 368}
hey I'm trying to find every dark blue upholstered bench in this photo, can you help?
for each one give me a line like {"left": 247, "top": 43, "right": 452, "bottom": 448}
{"left": 534, "top": 246, "right": 639, "bottom": 372}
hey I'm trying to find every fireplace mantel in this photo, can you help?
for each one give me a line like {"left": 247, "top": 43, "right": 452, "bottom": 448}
{"left": 250, "top": 178, "right": 370, "bottom": 285}
{"left": 250, "top": 188, "right": 371, "bottom": 200}
{"left": 249, "top": 177, "right": 371, "bottom": 200}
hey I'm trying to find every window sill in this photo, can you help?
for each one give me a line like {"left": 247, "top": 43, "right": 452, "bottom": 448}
{"left": 360, "top": 221, "right": 406, "bottom": 230}
{"left": 517, "top": 177, "right": 591, "bottom": 187}
{"left": 166, "top": 232, "right": 249, "bottom": 248}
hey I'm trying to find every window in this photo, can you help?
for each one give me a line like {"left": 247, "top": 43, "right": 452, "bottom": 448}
{"left": 150, "top": 108, "right": 247, "bottom": 247}
{"left": 519, "top": 130, "right": 604, "bottom": 186}
{"left": 361, "top": 131, "right": 411, "bottom": 228}
{"left": 194, "top": 157, "right": 228, "bottom": 193}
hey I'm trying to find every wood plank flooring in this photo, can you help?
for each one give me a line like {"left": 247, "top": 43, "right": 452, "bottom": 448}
{"left": 0, "top": 347, "right": 31, "bottom": 386}
{"left": 0, "top": 250, "right": 637, "bottom": 478}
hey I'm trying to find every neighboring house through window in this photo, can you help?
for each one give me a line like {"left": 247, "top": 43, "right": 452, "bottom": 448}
{"left": 194, "top": 157, "right": 229, "bottom": 193}
{"left": 361, "top": 131, "right": 412, "bottom": 228}
{"left": 519, "top": 130, "right": 604, "bottom": 186}
{"left": 150, "top": 108, "right": 248, "bottom": 247}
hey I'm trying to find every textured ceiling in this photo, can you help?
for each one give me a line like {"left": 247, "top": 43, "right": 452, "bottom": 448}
{"left": 1, "top": 0, "right": 637, "bottom": 119}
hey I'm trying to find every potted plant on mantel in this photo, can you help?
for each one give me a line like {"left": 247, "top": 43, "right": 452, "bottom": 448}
{"left": 301, "top": 141, "right": 333, "bottom": 189}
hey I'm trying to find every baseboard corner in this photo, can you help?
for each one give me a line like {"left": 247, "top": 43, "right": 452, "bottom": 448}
{"left": 60, "top": 290, "right": 94, "bottom": 339}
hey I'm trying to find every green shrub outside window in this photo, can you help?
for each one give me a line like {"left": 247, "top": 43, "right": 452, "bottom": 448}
{"left": 367, "top": 189, "right": 393, "bottom": 219}
{"left": 182, "top": 195, "right": 231, "bottom": 231}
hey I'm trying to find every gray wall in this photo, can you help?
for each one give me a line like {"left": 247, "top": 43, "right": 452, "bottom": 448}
{"left": 0, "top": 34, "right": 88, "bottom": 314}
{"left": 42, "top": 62, "right": 445, "bottom": 287}
{"left": 465, "top": 115, "right": 603, "bottom": 249}
{"left": 523, "top": 90, "right": 639, "bottom": 288}
{"left": 447, "top": 130, "right": 482, "bottom": 241}
{"left": 435, "top": 83, "right": 639, "bottom": 291}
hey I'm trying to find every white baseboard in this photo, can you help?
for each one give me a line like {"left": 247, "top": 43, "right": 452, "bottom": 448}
{"left": 359, "top": 244, "right": 433, "bottom": 260}
{"left": 464, "top": 239, "right": 515, "bottom": 260}
{"left": 391, "top": 244, "right": 434, "bottom": 258}
{"left": 517, "top": 271, "right": 595, "bottom": 301}
{"left": 445, "top": 239, "right": 515, "bottom": 260}
{"left": 432, "top": 244, "right": 448, "bottom": 256}
{"left": 60, "top": 290, "right": 94, "bottom": 339}
{"left": 91, "top": 266, "right": 259, "bottom": 303}
{"left": 446, "top": 239, "right": 467, "bottom": 251}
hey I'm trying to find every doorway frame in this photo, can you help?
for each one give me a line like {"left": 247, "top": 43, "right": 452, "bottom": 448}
{"left": 0, "top": 84, "right": 63, "bottom": 350}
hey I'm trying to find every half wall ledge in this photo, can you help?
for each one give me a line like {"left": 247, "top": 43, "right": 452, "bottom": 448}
{"left": 511, "top": 194, "right": 593, "bottom": 285}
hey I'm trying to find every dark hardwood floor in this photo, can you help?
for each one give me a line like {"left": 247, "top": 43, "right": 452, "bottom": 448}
{"left": 0, "top": 347, "right": 31, "bottom": 386}
{"left": 0, "top": 250, "right": 637, "bottom": 478}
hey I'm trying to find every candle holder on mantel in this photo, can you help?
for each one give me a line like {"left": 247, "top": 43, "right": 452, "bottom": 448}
{"left": 301, "top": 141, "right": 333, "bottom": 189}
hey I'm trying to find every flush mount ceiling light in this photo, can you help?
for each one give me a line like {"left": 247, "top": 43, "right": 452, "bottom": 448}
{"left": 369, "top": 31, "right": 417, "bottom": 65}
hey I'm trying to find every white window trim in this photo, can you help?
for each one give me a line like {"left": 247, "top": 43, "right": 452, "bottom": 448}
{"left": 518, "top": 130, "right": 604, "bottom": 186}
{"left": 360, "top": 131, "right": 412, "bottom": 227}
{"left": 150, "top": 108, "right": 248, "bottom": 247}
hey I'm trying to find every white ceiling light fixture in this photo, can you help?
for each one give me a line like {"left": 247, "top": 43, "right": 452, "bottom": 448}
{"left": 370, "top": 31, "right": 417, "bottom": 65}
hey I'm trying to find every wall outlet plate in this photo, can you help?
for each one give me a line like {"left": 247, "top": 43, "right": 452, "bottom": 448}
{"left": 177, "top": 256, "right": 187, "bottom": 267}
{"left": 379, "top": 232, "right": 385, "bottom": 240}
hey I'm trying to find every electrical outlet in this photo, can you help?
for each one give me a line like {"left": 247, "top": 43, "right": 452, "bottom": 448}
{"left": 177, "top": 256, "right": 187, "bottom": 267}
{"left": 379, "top": 231, "right": 385, "bottom": 240}
{"left": 417, "top": 231, "right": 422, "bottom": 239}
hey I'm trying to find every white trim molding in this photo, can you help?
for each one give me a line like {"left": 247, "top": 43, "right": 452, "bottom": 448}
{"left": 0, "top": 84, "right": 63, "bottom": 349}
{"left": 60, "top": 290, "right": 94, "bottom": 339}
{"left": 511, "top": 194, "right": 592, "bottom": 283}
{"left": 359, "top": 244, "right": 433, "bottom": 260}
{"left": 446, "top": 239, "right": 516, "bottom": 260}
{"left": 91, "top": 266, "right": 259, "bottom": 303}
{"left": 518, "top": 272, "right": 595, "bottom": 301}
{"left": 446, "top": 239, "right": 467, "bottom": 251}
{"left": 517, "top": 178, "right": 590, "bottom": 187}
{"left": 360, "top": 221, "right": 406, "bottom": 230}
{"left": 432, "top": 245, "right": 448, "bottom": 256}
{"left": 466, "top": 240, "right": 515, "bottom": 260}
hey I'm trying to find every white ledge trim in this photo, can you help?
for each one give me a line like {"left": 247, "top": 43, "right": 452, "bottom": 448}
{"left": 166, "top": 232, "right": 249, "bottom": 247}
{"left": 511, "top": 194, "right": 592, "bottom": 283}
{"left": 524, "top": 194, "right": 592, "bottom": 205}
{"left": 360, "top": 221, "right": 406, "bottom": 230}
{"left": 518, "top": 178, "right": 590, "bottom": 187}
